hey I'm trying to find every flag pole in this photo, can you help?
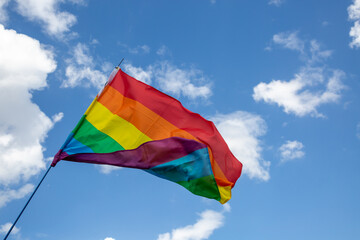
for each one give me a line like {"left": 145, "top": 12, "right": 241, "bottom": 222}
{"left": 117, "top": 58, "right": 125, "bottom": 68}
{"left": 3, "top": 165, "right": 52, "bottom": 240}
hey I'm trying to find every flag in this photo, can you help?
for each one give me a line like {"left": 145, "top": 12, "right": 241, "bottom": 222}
{"left": 52, "top": 68, "right": 242, "bottom": 203}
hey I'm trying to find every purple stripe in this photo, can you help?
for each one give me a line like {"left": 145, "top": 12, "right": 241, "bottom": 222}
{"left": 51, "top": 150, "right": 69, "bottom": 166}
{"left": 54, "top": 137, "right": 207, "bottom": 169}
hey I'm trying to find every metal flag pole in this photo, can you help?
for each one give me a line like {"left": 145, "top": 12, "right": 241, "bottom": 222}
{"left": 3, "top": 165, "right": 52, "bottom": 240}
{"left": 117, "top": 58, "right": 125, "bottom": 68}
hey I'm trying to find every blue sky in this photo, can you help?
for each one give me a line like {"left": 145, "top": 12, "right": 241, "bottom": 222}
{"left": 0, "top": 0, "right": 360, "bottom": 239}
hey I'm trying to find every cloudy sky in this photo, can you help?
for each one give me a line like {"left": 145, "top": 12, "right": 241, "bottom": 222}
{"left": 0, "top": 0, "right": 359, "bottom": 239}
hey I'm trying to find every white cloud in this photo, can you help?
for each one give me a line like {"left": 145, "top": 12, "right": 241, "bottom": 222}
{"left": 0, "top": 222, "right": 19, "bottom": 235}
{"left": 127, "top": 45, "right": 150, "bottom": 54}
{"left": 349, "top": 21, "right": 360, "bottom": 48}
{"left": 157, "top": 207, "right": 228, "bottom": 240}
{"left": 222, "top": 203, "right": 231, "bottom": 213}
{"left": 255, "top": 33, "right": 345, "bottom": 117}
{"left": 349, "top": 0, "right": 360, "bottom": 20}
{"left": 264, "top": 46, "right": 272, "bottom": 51}
{"left": 0, "top": 24, "right": 59, "bottom": 206}
{"left": 156, "top": 45, "right": 171, "bottom": 56}
{"left": 118, "top": 42, "right": 150, "bottom": 54}
{"left": 269, "top": 0, "right": 284, "bottom": 7}
{"left": 0, "top": 0, "right": 10, "bottom": 22}
{"left": 152, "top": 62, "right": 212, "bottom": 100}
{"left": 279, "top": 140, "right": 305, "bottom": 163}
{"left": 273, "top": 31, "right": 304, "bottom": 52}
{"left": 272, "top": 32, "right": 332, "bottom": 63}
{"left": 68, "top": 0, "right": 86, "bottom": 5}
{"left": 210, "top": 0, "right": 216, "bottom": 5}
{"left": 90, "top": 38, "right": 99, "bottom": 45}
{"left": 356, "top": 122, "right": 360, "bottom": 139}
{"left": 72, "top": 42, "right": 93, "bottom": 66}
{"left": 123, "top": 63, "right": 152, "bottom": 84}
{"left": 138, "top": 45, "right": 150, "bottom": 54}
{"left": 123, "top": 62, "right": 212, "bottom": 100}
{"left": 308, "top": 40, "right": 332, "bottom": 64}
{"left": 104, "top": 238, "right": 115, "bottom": 240}
{"left": 348, "top": 0, "right": 360, "bottom": 48}
{"left": 63, "top": 43, "right": 108, "bottom": 89}
{"left": 14, "top": 0, "right": 77, "bottom": 37}
{"left": 253, "top": 67, "right": 345, "bottom": 117}
{"left": 98, "top": 165, "right": 121, "bottom": 174}
{"left": 0, "top": 184, "right": 34, "bottom": 208}
{"left": 52, "top": 112, "right": 64, "bottom": 123}
{"left": 211, "top": 111, "right": 270, "bottom": 181}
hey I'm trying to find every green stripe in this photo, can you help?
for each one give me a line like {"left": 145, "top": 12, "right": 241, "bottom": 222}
{"left": 71, "top": 115, "right": 87, "bottom": 135}
{"left": 177, "top": 175, "right": 221, "bottom": 201}
{"left": 73, "top": 117, "right": 125, "bottom": 153}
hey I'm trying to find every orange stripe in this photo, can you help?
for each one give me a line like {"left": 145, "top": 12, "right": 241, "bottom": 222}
{"left": 207, "top": 148, "right": 233, "bottom": 186}
{"left": 98, "top": 85, "right": 198, "bottom": 142}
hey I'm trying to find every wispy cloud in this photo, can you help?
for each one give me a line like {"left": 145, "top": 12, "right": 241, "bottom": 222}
{"left": 14, "top": 0, "right": 81, "bottom": 38}
{"left": 118, "top": 42, "right": 150, "bottom": 54}
{"left": 123, "top": 61, "right": 212, "bottom": 100}
{"left": 0, "top": 222, "right": 19, "bottom": 235}
{"left": 98, "top": 165, "right": 121, "bottom": 174}
{"left": 123, "top": 63, "right": 152, "bottom": 84}
{"left": 279, "top": 140, "right": 305, "bottom": 163}
{"left": 68, "top": 0, "right": 87, "bottom": 5}
{"left": 211, "top": 111, "right": 270, "bottom": 181}
{"left": 356, "top": 122, "right": 360, "bottom": 139}
{"left": 272, "top": 31, "right": 305, "bottom": 52}
{"left": 348, "top": 0, "right": 360, "bottom": 48}
{"left": 152, "top": 62, "right": 212, "bottom": 100}
{"left": 0, "top": 184, "right": 34, "bottom": 208}
{"left": 0, "top": 0, "right": 10, "bottom": 22}
{"left": 156, "top": 45, "right": 171, "bottom": 56}
{"left": 271, "top": 32, "right": 332, "bottom": 62}
{"left": 254, "top": 32, "right": 345, "bottom": 117}
{"left": 269, "top": 0, "right": 284, "bottom": 7}
{"left": 157, "top": 205, "right": 229, "bottom": 240}
{"left": 0, "top": 24, "right": 60, "bottom": 206}
{"left": 63, "top": 43, "right": 110, "bottom": 89}
{"left": 307, "top": 40, "right": 332, "bottom": 64}
{"left": 104, "top": 238, "right": 115, "bottom": 240}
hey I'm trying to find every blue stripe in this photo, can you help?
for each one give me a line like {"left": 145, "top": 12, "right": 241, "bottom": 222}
{"left": 63, "top": 137, "right": 94, "bottom": 155}
{"left": 145, "top": 148, "right": 212, "bottom": 182}
{"left": 60, "top": 132, "right": 74, "bottom": 150}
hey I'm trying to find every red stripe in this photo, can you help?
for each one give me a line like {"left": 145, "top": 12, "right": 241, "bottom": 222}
{"left": 109, "top": 69, "right": 242, "bottom": 185}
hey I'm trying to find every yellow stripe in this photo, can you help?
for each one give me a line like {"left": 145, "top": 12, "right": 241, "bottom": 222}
{"left": 86, "top": 101, "right": 152, "bottom": 149}
{"left": 218, "top": 185, "right": 232, "bottom": 204}
{"left": 84, "top": 97, "right": 98, "bottom": 115}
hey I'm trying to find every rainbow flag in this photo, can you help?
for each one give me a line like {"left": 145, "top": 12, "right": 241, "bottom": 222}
{"left": 52, "top": 68, "right": 242, "bottom": 203}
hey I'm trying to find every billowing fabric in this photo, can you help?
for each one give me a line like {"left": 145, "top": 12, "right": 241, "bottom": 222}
{"left": 52, "top": 68, "right": 242, "bottom": 203}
